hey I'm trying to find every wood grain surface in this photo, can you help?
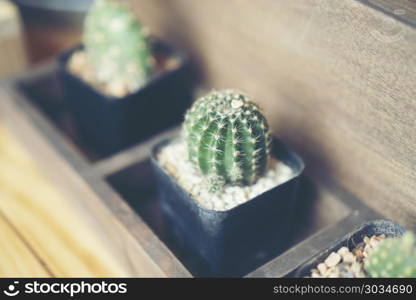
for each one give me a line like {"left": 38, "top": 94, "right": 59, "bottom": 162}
{"left": 0, "top": 126, "right": 167, "bottom": 277}
{"left": 0, "top": 2, "right": 178, "bottom": 277}
{"left": 0, "top": 212, "right": 50, "bottom": 277}
{"left": 132, "top": 0, "right": 416, "bottom": 229}
{"left": 1, "top": 65, "right": 191, "bottom": 276}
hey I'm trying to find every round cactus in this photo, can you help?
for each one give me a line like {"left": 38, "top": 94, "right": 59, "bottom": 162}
{"left": 364, "top": 232, "right": 416, "bottom": 278}
{"left": 84, "top": 0, "right": 153, "bottom": 95}
{"left": 183, "top": 90, "right": 272, "bottom": 188}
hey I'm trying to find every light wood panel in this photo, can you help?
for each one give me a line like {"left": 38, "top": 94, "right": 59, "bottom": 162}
{"left": 0, "top": 126, "right": 165, "bottom": 277}
{"left": 1, "top": 68, "right": 191, "bottom": 276}
{"left": 132, "top": 0, "right": 416, "bottom": 229}
{"left": 0, "top": 1, "right": 167, "bottom": 278}
{"left": 0, "top": 212, "right": 50, "bottom": 277}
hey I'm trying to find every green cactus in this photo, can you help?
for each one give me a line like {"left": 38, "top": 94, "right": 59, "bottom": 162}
{"left": 84, "top": 0, "right": 153, "bottom": 94}
{"left": 365, "top": 232, "right": 416, "bottom": 278}
{"left": 183, "top": 90, "right": 272, "bottom": 189}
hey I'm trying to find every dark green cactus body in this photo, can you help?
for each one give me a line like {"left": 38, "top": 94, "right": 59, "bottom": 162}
{"left": 365, "top": 232, "right": 416, "bottom": 278}
{"left": 84, "top": 0, "right": 153, "bottom": 93}
{"left": 184, "top": 90, "right": 271, "bottom": 187}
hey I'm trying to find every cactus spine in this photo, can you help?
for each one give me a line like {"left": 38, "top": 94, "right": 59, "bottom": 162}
{"left": 184, "top": 90, "right": 272, "bottom": 188}
{"left": 84, "top": 0, "right": 153, "bottom": 95}
{"left": 364, "top": 232, "right": 416, "bottom": 278}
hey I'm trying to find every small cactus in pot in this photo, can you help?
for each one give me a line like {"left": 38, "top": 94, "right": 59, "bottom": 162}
{"left": 184, "top": 90, "right": 272, "bottom": 190}
{"left": 60, "top": 0, "right": 192, "bottom": 156}
{"left": 365, "top": 232, "right": 416, "bottom": 278}
{"left": 83, "top": 0, "right": 154, "bottom": 95}
{"left": 151, "top": 89, "right": 304, "bottom": 275}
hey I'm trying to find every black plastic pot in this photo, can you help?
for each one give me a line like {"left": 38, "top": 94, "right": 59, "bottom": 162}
{"left": 292, "top": 219, "right": 406, "bottom": 277}
{"left": 151, "top": 137, "right": 305, "bottom": 277}
{"left": 58, "top": 41, "right": 192, "bottom": 157}
{"left": 11, "top": 0, "right": 92, "bottom": 63}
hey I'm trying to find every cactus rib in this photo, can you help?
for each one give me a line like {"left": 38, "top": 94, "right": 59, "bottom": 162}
{"left": 184, "top": 90, "right": 272, "bottom": 187}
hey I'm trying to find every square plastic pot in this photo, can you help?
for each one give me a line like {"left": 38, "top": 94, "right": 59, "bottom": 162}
{"left": 58, "top": 41, "right": 193, "bottom": 157}
{"left": 151, "top": 137, "right": 305, "bottom": 276}
{"left": 292, "top": 219, "right": 406, "bottom": 277}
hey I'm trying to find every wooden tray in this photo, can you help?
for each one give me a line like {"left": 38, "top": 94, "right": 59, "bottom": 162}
{"left": 0, "top": 61, "right": 390, "bottom": 277}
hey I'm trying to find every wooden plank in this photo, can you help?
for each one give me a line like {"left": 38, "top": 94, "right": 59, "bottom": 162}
{"left": 0, "top": 84, "right": 190, "bottom": 276}
{"left": 248, "top": 182, "right": 380, "bottom": 277}
{"left": 0, "top": 212, "right": 50, "bottom": 277}
{"left": 248, "top": 208, "right": 375, "bottom": 277}
{"left": 132, "top": 0, "right": 416, "bottom": 229}
{"left": 0, "top": 125, "right": 166, "bottom": 277}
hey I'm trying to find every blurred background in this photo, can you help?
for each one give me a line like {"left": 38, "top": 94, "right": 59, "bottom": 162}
{"left": 6, "top": 0, "right": 92, "bottom": 65}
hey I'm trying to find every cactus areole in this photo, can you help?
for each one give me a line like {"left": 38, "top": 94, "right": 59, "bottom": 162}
{"left": 183, "top": 90, "right": 272, "bottom": 188}
{"left": 365, "top": 232, "right": 416, "bottom": 278}
{"left": 84, "top": 0, "right": 153, "bottom": 92}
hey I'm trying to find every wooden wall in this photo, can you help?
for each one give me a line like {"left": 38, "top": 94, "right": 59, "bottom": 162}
{"left": 131, "top": 0, "right": 416, "bottom": 229}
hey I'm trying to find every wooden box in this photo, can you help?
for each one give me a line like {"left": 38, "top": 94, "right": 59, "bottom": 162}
{"left": 1, "top": 0, "right": 415, "bottom": 277}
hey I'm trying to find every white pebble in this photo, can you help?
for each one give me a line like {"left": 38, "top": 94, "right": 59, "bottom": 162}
{"left": 350, "top": 262, "right": 362, "bottom": 273}
{"left": 343, "top": 252, "right": 356, "bottom": 263}
{"left": 311, "top": 271, "right": 320, "bottom": 278}
{"left": 369, "top": 238, "right": 380, "bottom": 248}
{"left": 317, "top": 263, "right": 327, "bottom": 274}
{"left": 325, "top": 252, "right": 341, "bottom": 267}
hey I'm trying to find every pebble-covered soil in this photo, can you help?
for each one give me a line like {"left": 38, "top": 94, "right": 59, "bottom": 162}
{"left": 158, "top": 139, "right": 295, "bottom": 211}
{"left": 68, "top": 50, "right": 132, "bottom": 98}
{"left": 68, "top": 50, "right": 178, "bottom": 98}
{"left": 309, "top": 234, "right": 386, "bottom": 278}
